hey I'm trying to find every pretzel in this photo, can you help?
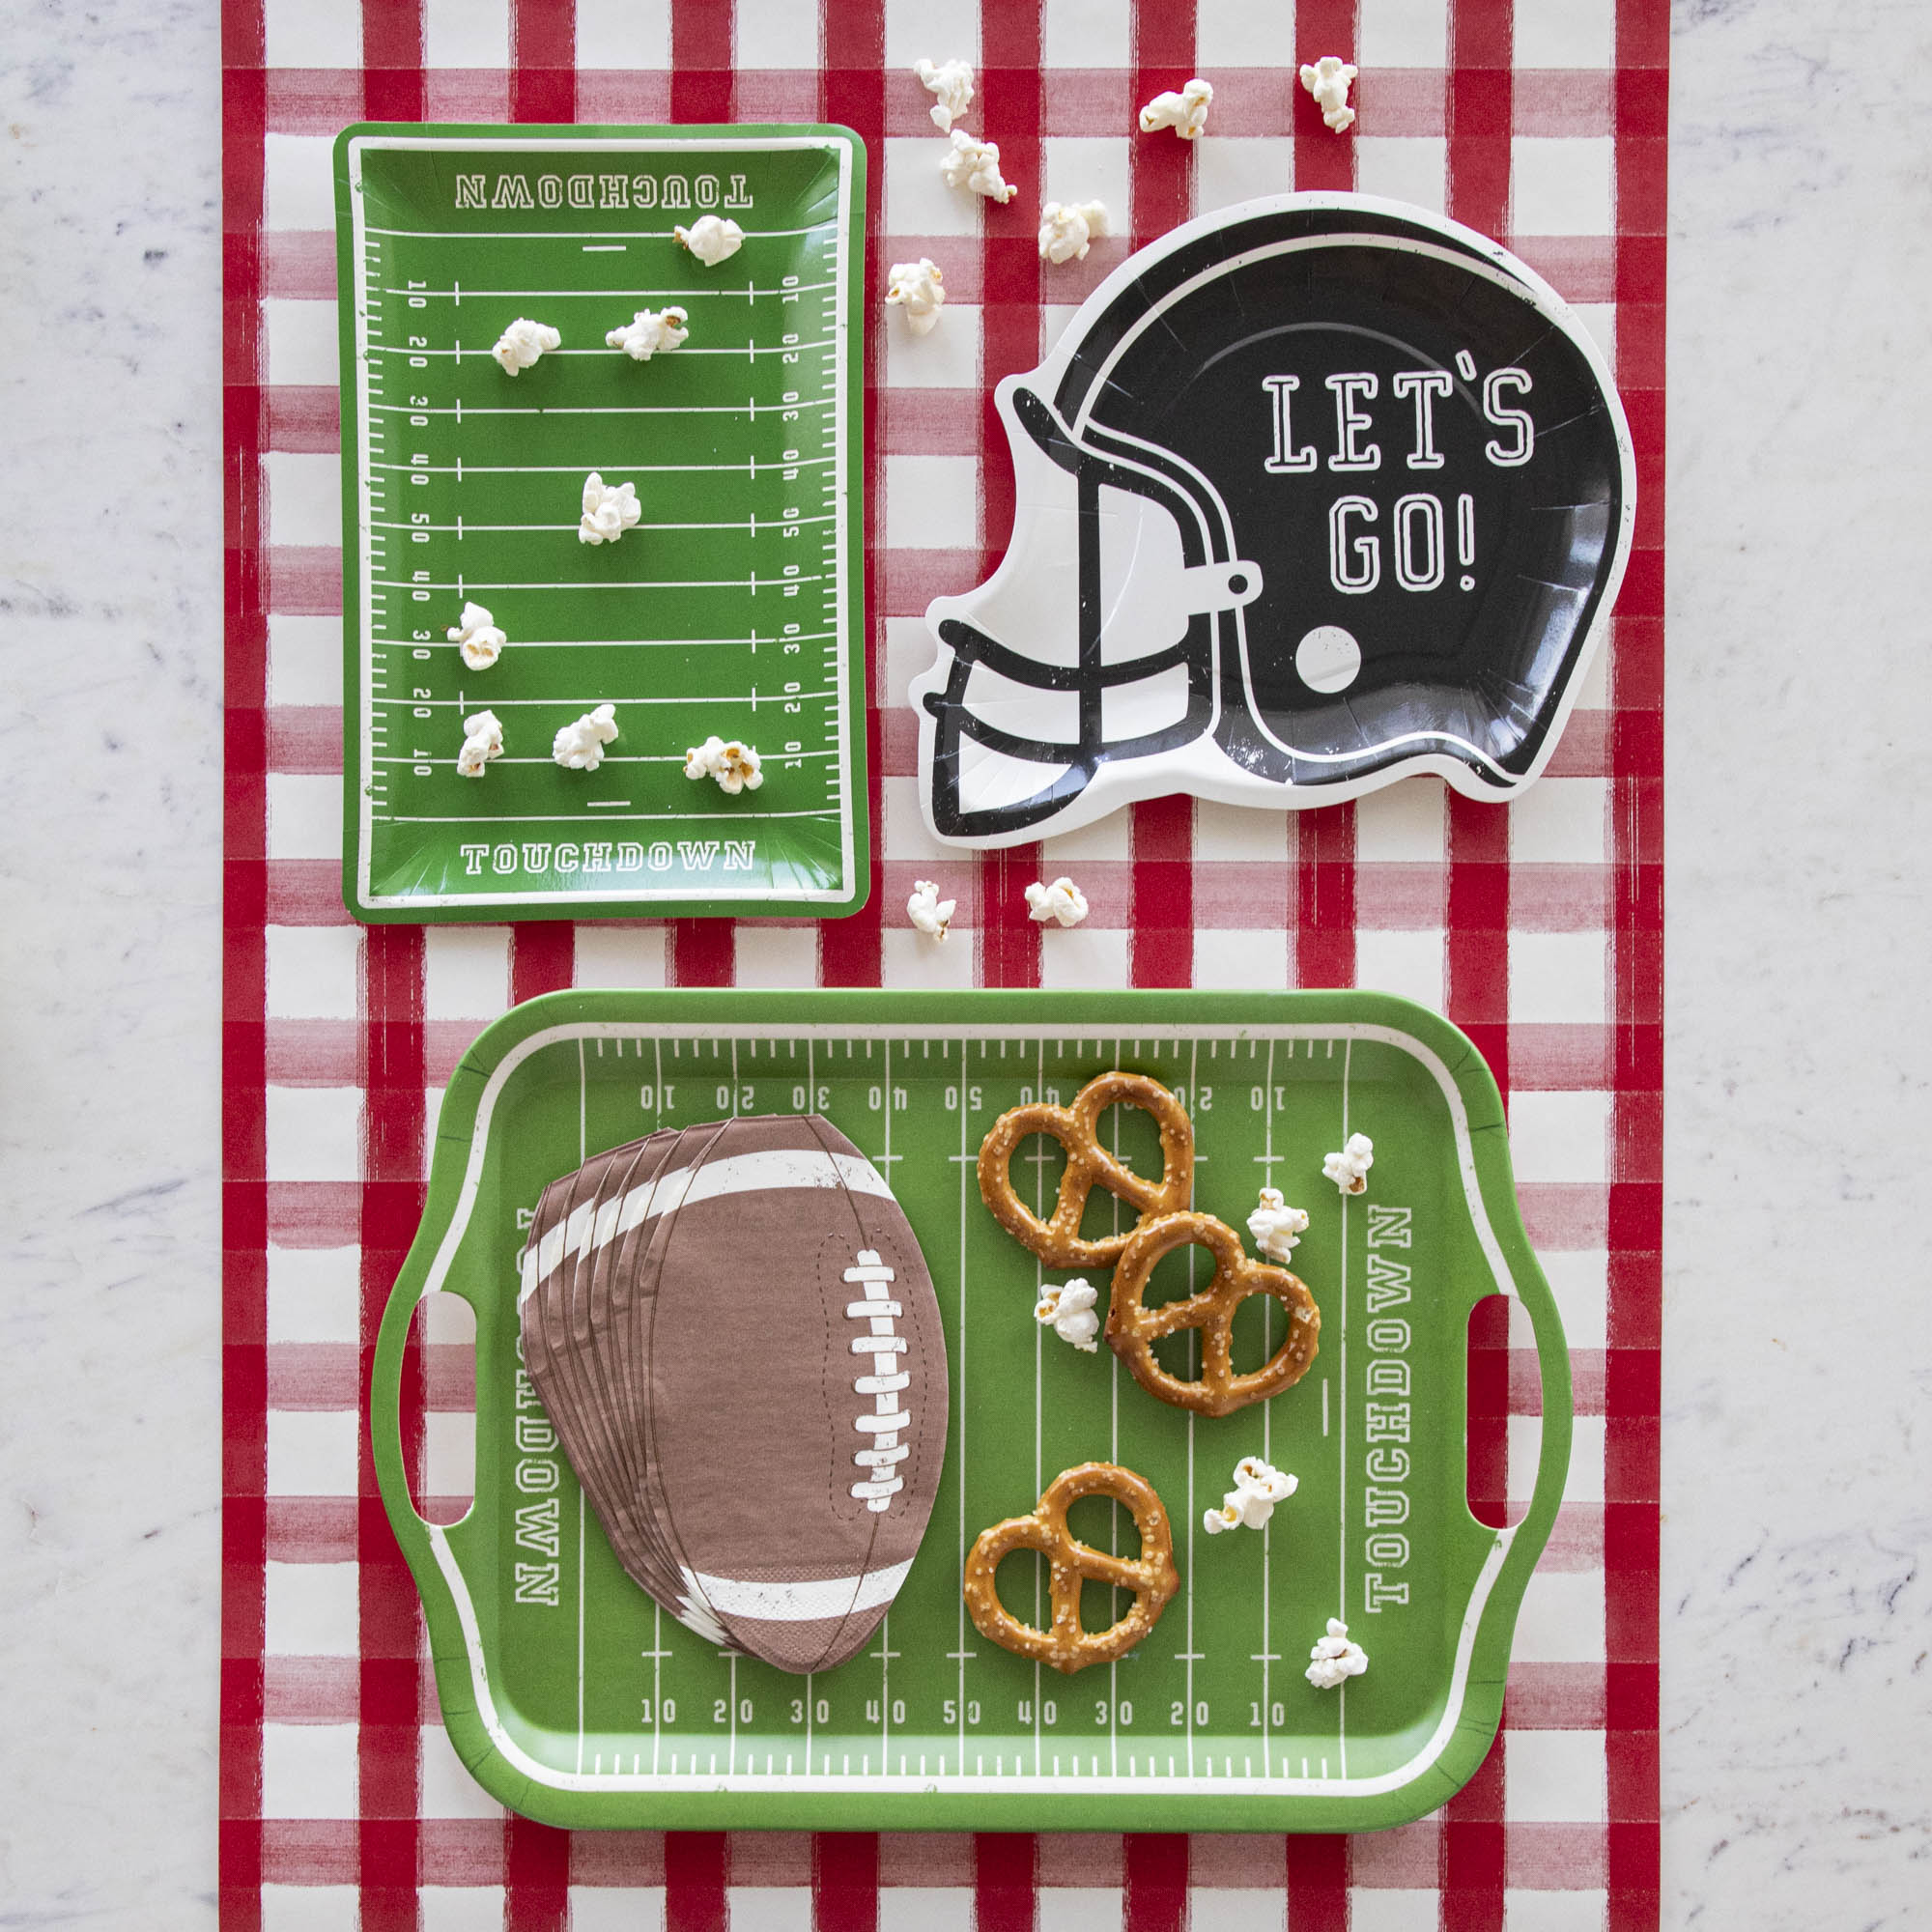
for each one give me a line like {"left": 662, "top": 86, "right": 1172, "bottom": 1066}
{"left": 978, "top": 1072, "right": 1194, "bottom": 1267}
{"left": 1104, "top": 1211, "right": 1321, "bottom": 1417}
{"left": 963, "top": 1463, "right": 1180, "bottom": 1675}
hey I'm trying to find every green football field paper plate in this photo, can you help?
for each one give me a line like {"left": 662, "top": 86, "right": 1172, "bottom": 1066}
{"left": 373, "top": 989, "right": 1571, "bottom": 1832}
{"left": 333, "top": 125, "right": 868, "bottom": 923}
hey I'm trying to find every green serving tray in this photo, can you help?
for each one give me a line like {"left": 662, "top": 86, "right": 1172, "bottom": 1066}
{"left": 333, "top": 125, "right": 869, "bottom": 923}
{"left": 373, "top": 990, "right": 1570, "bottom": 1832}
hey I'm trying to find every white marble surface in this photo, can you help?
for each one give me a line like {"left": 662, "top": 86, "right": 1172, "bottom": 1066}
{"left": 1, "top": 0, "right": 1929, "bottom": 1923}
{"left": 1663, "top": 2, "right": 1932, "bottom": 1920}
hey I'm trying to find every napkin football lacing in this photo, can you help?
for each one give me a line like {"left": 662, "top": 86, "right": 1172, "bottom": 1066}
{"left": 844, "top": 1250, "right": 910, "bottom": 1512}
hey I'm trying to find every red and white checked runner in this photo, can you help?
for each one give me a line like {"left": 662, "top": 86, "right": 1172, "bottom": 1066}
{"left": 220, "top": 0, "right": 1664, "bottom": 1924}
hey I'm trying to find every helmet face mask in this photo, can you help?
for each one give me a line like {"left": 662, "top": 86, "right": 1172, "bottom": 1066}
{"left": 911, "top": 193, "right": 1635, "bottom": 848}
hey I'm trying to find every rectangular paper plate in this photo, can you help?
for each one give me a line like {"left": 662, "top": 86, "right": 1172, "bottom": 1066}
{"left": 333, "top": 125, "right": 868, "bottom": 923}
{"left": 373, "top": 990, "right": 1571, "bottom": 1832}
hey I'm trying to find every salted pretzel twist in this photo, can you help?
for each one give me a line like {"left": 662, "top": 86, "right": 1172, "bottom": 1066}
{"left": 1105, "top": 1211, "right": 1321, "bottom": 1417}
{"left": 963, "top": 1463, "right": 1181, "bottom": 1675}
{"left": 978, "top": 1072, "right": 1194, "bottom": 1267}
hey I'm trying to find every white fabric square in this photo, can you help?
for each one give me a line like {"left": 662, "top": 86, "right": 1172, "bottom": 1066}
{"left": 266, "top": 1084, "right": 363, "bottom": 1184}
{"left": 1041, "top": 0, "right": 1129, "bottom": 68}
{"left": 1514, "top": 0, "right": 1615, "bottom": 69}
{"left": 884, "top": 0, "right": 980, "bottom": 70}
{"left": 264, "top": 1560, "right": 360, "bottom": 1658}
{"left": 1194, "top": 927, "right": 1289, "bottom": 991}
{"left": 268, "top": 1244, "right": 363, "bottom": 1345}
{"left": 266, "top": 451, "right": 342, "bottom": 549}
{"left": 420, "top": 1722, "right": 504, "bottom": 1820}
{"left": 727, "top": 1889, "right": 814, "bottom": 1932}
{"left": 733, "top": 925, "right": 821, "bottom": 987}
{"left": 1508, "top": 930, "right": 1607, "bottom": 1025}
{"left": 421, "top": 1889, "right": 507, "bottom": 1932}
{"left": 1039, "top": 810, "right": 1131, "bottom": 864}
{"left": 260, "top": 1722, "right": 357, "bottom": 1820}
{"left": 1168, "top": 1889, "right": 1279, "bottom": 1930}
{"left": 268, "top": 615, "right": 345, "bottom": 709}
{"left": 736, "top": 0, "right": 820, "bottom": 66}
{"left": 1354, "top": 928, "right": 1445, "bottom": 1014}
{"left": 1038, "top": 925, "right": 1128, "bottom": 989}
{"left": 1041, "top": 302, "right": 1083, "bottom": 358}
{"left": 268, "top": 1408, "right": 361, "bottom": 1498}
{"left": 884, "top": 619, "right": 939, "bottom": 712}
{"left": 1576, "top": 632, "right": 1613, "bottom": 710}
{"left": 1569, "top": 301, "right": 1617, "bottom": 370}
{"left": 263, "top": 0, "right": 359, "bottom": 69}
{"left": 423, "top": 925, "right": 511, "bottom": 1019}
{"left": 1354, "top": 137, "right": 1449, "bottom": 216}
{"left": 1504, "top": 1890, "right": 1611, "bottom": 1930}
{"left": 1510, "top": 777, "right": 1606, "bottom": 863}
{"left": 265, "top": 298, "right": 340, "bottom": 387}
{"left": 878, "top": 1889, "right": 973, "bottom": 1932}
{"left": 425, "top": 0, "right": 509, "bottom": 67}
{"left": 1541, "top": 1248, "right": 1607, "bottom": 1350}
{"left": 1194, "top": 800, "right": 1290, "bottom": 862}
{"left": 1037, "top": 1890, "right": 1124, "bottom": 1932}
{"left": 1358, "top": 0, "right": 1449, "bottom": 69}
{"left": 425, "top": 1408, "right": 476, "bottom": 1506}
{"left": 1196, "top": 138, "right": 1290, "bottom": 215}
{"left": 261, "top": 1886, "right": 360, "bottom": 1931}
{"left": 1506, "top": 1729, "right": 1609, "bottom": 1823}
{"left": 572, "top": 924, "right": 668, "bottom": 989}
{"left": 267, "top": 773, "right": 343, "bottom": 861}
{"left": 1511, "top": 136, "right": 1615, "bottom": 237}
{"left": 569, "top": 1889, "right": 668, "bottom": 1932}
{"left": 884, "top": 454, "right": 978, "bottom": 551}
{"left": 1507, "top": 1090, "right": 1609, "bottom": 1183}
{"left": 267, "top": 924, "right": 362, "bottom": 1020}
{"left": 886, "top": 299, "right": 980, "bottom": 388}
{"left": 881, "top": 926, "right": 978, "bottom": 988}
{"left": 882, "top": 775, "right": 954, "bottom": 864}
{"left": 1041, "top": 137, "right": 1130, "bottom": 231}
{"left": 1196, "top": 2, "right": 1293, "bottom": 66}
{"left": 1511, "top": 1565, "right": 1605, "bottom": 1662}
{"left": 576, "top": 0, "right": 671, "bottom": 67}
{"left": 1350, "top": 1891, "right": 1444, "bottom": 1932}
{"left": 264, "top": 133, "right": 339, "bottom": 232}
{"left": 1355, "top": 777, "right": 1445, "bottom": 862}
{"left": 1516, "top": 1411, "right": 1604, "bottom": 1505}
{"left": 885, "top": 136, "right": 983, "bottom": 239}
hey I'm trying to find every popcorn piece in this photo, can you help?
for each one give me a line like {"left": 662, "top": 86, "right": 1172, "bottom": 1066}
{"left": 940, "top": 128, "right": 1018, "bottom": 204}
{"left": 1024, "top": 876, "right": 1089, "bottom": 927}
{"left": 1037, "top": 200, "right": 1110, "bottom": 267}
{"left": 553, "top": 703, "right": 619, "bottom": 772}
{"left": 1203, "top": 1455, "right": 1298, "bottom": 1536}
{"left": 913, "top": 56, "right": 975, "bottom": 132}
{"left": 885, "top": 257, "right": 947, "bottom": 336}
{"left": 579, "top": 471, "right": 641, "bottom": 546}
{"left": 1322, "top": 1131, "right": 1375, "bottom": 1195}
{"left": 456, "top": 708, "right": 503, "bottom": 779}
{"left": 1299, "top": 56, "right": 1358, "bottom": 133}
{"left": 445, "top": 600, "right": 506, "bottom": 671}
{"left": 907, "top": 879, "right": 955, "bottom": 940}
{"left": 683, "top": 734, "right": 764, "bottom": 796}
{"left": 1138, "top": 75, "right": 1214, "bottom": 140}
{"left": 1305, "top": 1617, "right": 1369, "bottom": 1690}
{"left": 491, "top": 317, "right": 560, "bottom": 375}
{"left": 674, "top": 215, "right": 746, "bottom": 268}
{"left": 1247, "top": 1186, "right": 1310, "bottom": 1264}
{"left": 605, "top": 304, "right": 690, "bottom": 361}
{"left": 1035, "top": 1278, "right": 1100, "bottom": 1353}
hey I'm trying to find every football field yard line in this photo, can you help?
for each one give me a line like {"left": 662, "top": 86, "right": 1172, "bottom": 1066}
{"left": 365, "top": 221, "right": 839, "bottom": 241}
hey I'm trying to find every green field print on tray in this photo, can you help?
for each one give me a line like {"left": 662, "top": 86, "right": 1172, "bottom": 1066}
{"left": 373, "top": 991, "right": 1572, "bottom": 1833}
{"left": 334, "top": 126, "right": 868, "bottom": 923}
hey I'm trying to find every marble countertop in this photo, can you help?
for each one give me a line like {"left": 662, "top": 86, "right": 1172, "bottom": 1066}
{"left": 1, "top": 1, "right": 1927, "bottom": 1922}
